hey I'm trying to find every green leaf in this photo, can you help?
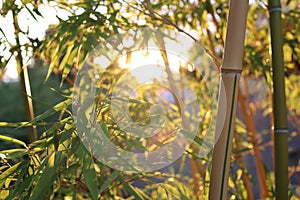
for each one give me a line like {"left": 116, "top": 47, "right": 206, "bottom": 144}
{"left": 179, "top": 129, "right": 208, "bottom": 150}
{"left": 123, "top": 183, "right": 145, "bottom": 200}
{"left": 232, "top": 147, "right": 252, "bottom": 155}
{"left": 60, "top": 163, "right": 80, "bottom": 178}
{"left": 82, "top": 157, "right": 98, "bottom": 199}
{"left": 39, "top": 116, "right": 72, "bottom": 139}
{"left": 25, "top": 154, "right": 52, "bottom": 191}
{"left": 112, "top": 96, "right": 152, "bottom": 105}
{"left": 161, "top": 184, "right": 190, "bottom": 200}
{"left": 6, "top": 175, "right": 33, "bottom": 200}
{"left": 77, "top": 144, "right": 99, "bottom": 200}
{"left": 61, "top": 44, "right": 79, "bottom": 84}
{"left": 29, "top": 152, "right": 62, "bottom": 200}
{"left": 29, "top": 137, "right": 53, "bottom": 149}
{"left": 0, "top": 161, "right": 29, "bottom": 184}
{"left": 99, "top": 169, "right": 121, "bottom": 194}
{"left": 45, "top": 47, "right": 60, "bottom": 81}
{"left": 0, "top": 134, "right": 27, "bottom": 148}
{"left": 0, "top": 149, "right": 28, "bottom": 159}
{"left": 57, "top": 127, "right": 74, "bottom": 151}
{"left": 0, "top": 121, "right": 49, "bottom": 127}
{"left": 58, "top": 44, "right": 73, "bottom": 71}
{"left": 157, "top": 185, "right": 169, "bottom": 200}
{"left": 21, "top": 98, "right": 72, "bottom": 127}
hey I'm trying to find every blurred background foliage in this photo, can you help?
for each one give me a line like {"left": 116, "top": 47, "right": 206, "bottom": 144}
{"left": 0, "top": 0, "right": 299, "bottom": 199}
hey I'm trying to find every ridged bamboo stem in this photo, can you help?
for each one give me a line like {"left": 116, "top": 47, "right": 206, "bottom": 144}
{"left": 209, "top": 73, "right": 240, "bottom": 199}
{"left": 268, "top": 0, "right": 289, "bottom": 198}
{"left": 209, "top": 0, "right": 248, "bottom": 199}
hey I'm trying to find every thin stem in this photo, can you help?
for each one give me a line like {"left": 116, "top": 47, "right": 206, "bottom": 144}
{"left": 154, "top": 31, "right": 204, "bottom": 196}
{"left": 12, "top": 9, "right": 37, "bottom": 143}
{"left": 205, "top": 0, "right": 225, "bottom": 47}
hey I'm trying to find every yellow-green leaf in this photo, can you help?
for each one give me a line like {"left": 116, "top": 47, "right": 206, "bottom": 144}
{"left": 29, "top": 152, "right": 62, "bottom": 200}
{"left": 0, "top": 161, "right": 29, "bottom": 184}
{"left": 0, "top": 134, "right": 27, "bottom": 148}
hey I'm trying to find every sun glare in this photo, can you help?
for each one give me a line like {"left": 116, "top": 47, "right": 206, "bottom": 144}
{"left": 117, "top": 50, "right": 190, "bottom": 83}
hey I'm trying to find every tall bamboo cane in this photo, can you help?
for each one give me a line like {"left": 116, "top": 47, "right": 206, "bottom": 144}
{"left": 268, "top": 0, "right": 289, "bottom": 199}
{"left": 208, "top": 0, "right": 248, "bottom": 199}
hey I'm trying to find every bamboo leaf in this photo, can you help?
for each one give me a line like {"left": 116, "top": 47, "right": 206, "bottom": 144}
{"left": 123, "top": 183, "right": 144, "bottom": 200}
{"left": 121, "top": 135, "right": 148, "bottom": 152}
{"left": 0, "top": 134, "right": 27, "bottom": 148}
{"left": 58, "top": 127, "right": 74, "bottom": 146}
{"left": 53, "top": 129, "right": 60, "bottom": 151}
{"left": 45, "top": 47, "right": 60, "bottom": 81}
{"left": 21, "top": 98, "right": 71, "bottom": 127}
{"left": 0, "top": 165, "right": 9, "bottom": 172}
{"left": 76, "top": 143, "right": 99, "bottom": 199}
{"left": 0, "top": 161, "right": 29, "bottom": 184}
{"left": 179, "top": 129, "right": 203, "bottom": 145}
{"left": 39, "top": 116, "right": 72, "bottom": 139}
{"left": 29, "top": 152, "right": 62, "bottom": 200}
{"left": 157, "top": 185, "right": 169, "bottom": 199}
{"left": 6, "top": 175, "right": 33, "bottom": 200}
{"left": 58, "top": 44, "right": 73, "bottom": 71}
{"left": 0, "top": 149, "right": 28, "bottom": 159}
{"left": 112, "top": 96, "right": 152, "bottom": 105}
{"left": 25, "top": 154, "right": 51, "bottom": 191}
{"left": 61, "top": 44, "right": 79, "bottom": 84}
{"left": 99, "top": 170, "right": 121, "bottom": 194}
{"left": 82, "top": 152, "right": 99, "bottom": 199}
{"left": 0, "top": 121, "right": 49, "bottom": 127}
{"left": 60, "top": 163, "right": 80, "bottom": 178}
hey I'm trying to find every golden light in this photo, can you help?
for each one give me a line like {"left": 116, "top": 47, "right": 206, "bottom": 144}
{"left": 117, "top": 49, "right": 191, "bottom": 83}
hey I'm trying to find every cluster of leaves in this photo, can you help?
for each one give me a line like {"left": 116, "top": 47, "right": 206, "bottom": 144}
{"left": 0, "top": 65, "right": 210, "bottom": 199}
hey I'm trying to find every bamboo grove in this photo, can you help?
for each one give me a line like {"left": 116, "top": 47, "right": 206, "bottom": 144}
{"left": 0, "top": 0, "right": 299, "bottom": 199}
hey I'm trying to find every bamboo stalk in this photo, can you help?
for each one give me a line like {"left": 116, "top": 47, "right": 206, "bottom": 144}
{"left": 209, "top": 0, "right": 248, "bottom": 199}
{"left": 268, "top": 0, "right": 289, "bottom": 199}
{"left": 12, "top": 10, "right": 37, "bottom": 143}
{"left": 268, "top": 87, "right": 276, "bottom": 174}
